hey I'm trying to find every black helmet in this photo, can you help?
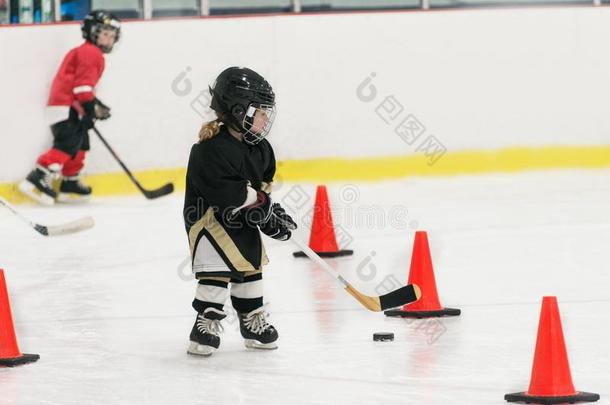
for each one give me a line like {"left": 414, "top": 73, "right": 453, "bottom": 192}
{"left": 81, "top": 10, "right": 121, "bottom": 54}
{"left": 209, "top": 67, "right": 276, "bottom": 145}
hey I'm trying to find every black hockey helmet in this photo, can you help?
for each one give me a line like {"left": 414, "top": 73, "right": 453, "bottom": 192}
{"left": 81, "top": 10, "right": 121, "bottom": 54}
{"left": 209, "top": 67, "right": 276, "bottom": 145}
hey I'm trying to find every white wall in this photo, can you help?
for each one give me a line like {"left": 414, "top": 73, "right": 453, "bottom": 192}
{"left": 1, "top": 7, "right": 610, "bottom": 182}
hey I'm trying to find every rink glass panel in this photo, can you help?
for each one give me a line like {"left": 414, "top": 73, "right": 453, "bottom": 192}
{"left": 152, "top": 0, "right": 199, "bottom": 17}
{"left": 3, "top": 0, "right": 54, "bottom": 23}
{"left": 209, "top": 0, "right": 292, "bottom": 14}
{"left": 300, "top": 0, "right": 420, "bottom": 10}
{"left": 429, "top": 0, "right": 592, "bottom": 6}
{"left": 0, "top": 0, "right": 7, "bottom": 24}
{"left": 59, "top": 0, "right": 142, "bottom": 20}
{"left": 91, "top": 0, "right": 142, "bottom": 18}
{"left": 3, "top": 0, "right": 603, "bottom": 24}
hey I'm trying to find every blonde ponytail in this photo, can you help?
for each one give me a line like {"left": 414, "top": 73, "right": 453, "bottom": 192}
{"left": 198, "top": 119, "right": 222, "bottom": 143}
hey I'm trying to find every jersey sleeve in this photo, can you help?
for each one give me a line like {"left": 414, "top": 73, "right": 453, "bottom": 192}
{"left": 73, "top": 46, "right": 104, "bottom": 103}
{"left": 261, "top": 142, "right": 276, "bottom": 194}
{"left": 189, "top": 144, "right": 248, "bottom": 213}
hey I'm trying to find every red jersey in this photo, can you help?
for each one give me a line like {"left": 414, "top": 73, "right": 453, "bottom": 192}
{"left": 47, "top": 41, "right": 105, "bottom": 108}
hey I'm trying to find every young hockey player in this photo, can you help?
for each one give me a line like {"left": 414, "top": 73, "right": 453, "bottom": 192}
{"left": 183, "top": 66, "right": 297, "bottom": 357}
{"left": 19, "top": 10, "right": 121, "bottom": 205}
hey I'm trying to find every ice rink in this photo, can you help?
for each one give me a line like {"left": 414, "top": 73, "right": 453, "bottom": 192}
{"left": 1, "top": 169, "right": 609, "bottom": 405}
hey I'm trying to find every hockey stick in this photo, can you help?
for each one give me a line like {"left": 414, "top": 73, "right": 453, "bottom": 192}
{"left": 92, "top": 127, "right": 174, "bottom": 199}
{"left": 0, "top": 197, "right": 94, "bottom": 236}
{"left": 291, "top": 236, "right": 421, "bottom": 311}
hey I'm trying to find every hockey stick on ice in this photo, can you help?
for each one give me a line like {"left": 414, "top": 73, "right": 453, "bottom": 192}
{"left": 291, "top": 237, "right": 421, "bottom": 311}
{"left": 92, "top": 127, "right": 174, "bottom": 200}
{"left": 0, "top": 197, "right": 94, "bottom": 236}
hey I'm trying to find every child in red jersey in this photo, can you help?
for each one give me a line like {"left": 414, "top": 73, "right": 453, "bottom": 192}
{"left": 19, "top": 10, "right": 121, "bottom": 205}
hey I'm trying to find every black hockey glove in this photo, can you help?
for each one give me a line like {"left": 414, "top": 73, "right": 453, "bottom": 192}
{"left": 81, "top": 101, "right": 97, "bottom": 130}
{"left": 244, "top": 191, "right": 296, "bottom": 241}
{"left": 259, "top": 213, "right": 293, "bottom": 241}
{"left": 271, "top": 203, "right": 297, "bottom": 231}
{"left": 94, "top": 98, "right": 111, "bottom": 120}
{"left": 259, "top": 203, "right": 297, "bottom": 241}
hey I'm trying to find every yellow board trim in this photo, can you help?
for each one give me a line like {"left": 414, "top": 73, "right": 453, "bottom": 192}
{"left": 2, "top": 145, "right": 610, "bottom": 204}
{"left": 276, "top": 145, "right": 610, "bottom": 182}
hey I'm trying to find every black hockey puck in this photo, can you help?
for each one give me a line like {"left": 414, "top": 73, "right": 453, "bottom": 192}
{"left": 373, "top": 332, "right": 394, "bottom": 342}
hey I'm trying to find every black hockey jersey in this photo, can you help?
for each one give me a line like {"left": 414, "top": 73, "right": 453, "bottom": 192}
{"left": 183, "top": 126, "right": 276, "bottom": 279}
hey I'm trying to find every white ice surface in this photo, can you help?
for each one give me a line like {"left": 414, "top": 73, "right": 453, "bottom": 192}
{"left": 1, "top": 169, "right": 609, "bottom": 404}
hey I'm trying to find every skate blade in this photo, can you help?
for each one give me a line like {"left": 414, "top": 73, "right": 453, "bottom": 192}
{"left": 56, "top": 193, "right": 91, "bottom": 204}
{"left": 187, "top": 341, "right": 216, "bottom": 357}
{"left": 244, "top": 339, "right": 278, "bottom": 350}
{"left": 18, "top": 181, "right": 55, "bottom": 206}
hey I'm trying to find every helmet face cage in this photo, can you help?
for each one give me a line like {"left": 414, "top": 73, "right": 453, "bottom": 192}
{"left": 242, "top": 103, "right": 276, "bottom": 145}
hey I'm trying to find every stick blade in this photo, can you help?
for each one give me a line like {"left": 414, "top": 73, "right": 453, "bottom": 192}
{"left": 41, "top": 216, "right": 95, "bottom": 236}
{"left": 143, "top": 183, "right": 174, "bottom": 199}
{"left": 378, "top": 284, "right": 421, "bottom": 311}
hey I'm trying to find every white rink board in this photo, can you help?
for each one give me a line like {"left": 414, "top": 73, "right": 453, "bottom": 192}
{"left": 0, "top": 169, "right": 609, "bottom": 404}
{"left": 2, "top": 7, "right": 610, "bottom": 182}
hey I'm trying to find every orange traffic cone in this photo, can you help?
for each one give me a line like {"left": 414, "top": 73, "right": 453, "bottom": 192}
{"left": 384, "top": 231, "right": 460, "bottom": 318}
{"left": 505, "top": 296, "right": 599, "bottom": 404}
{"left": 293, "top": 185, "right": 353, "bottom": 258}
{"left": 0, "top": 269, "right": 39, "bottom": 367}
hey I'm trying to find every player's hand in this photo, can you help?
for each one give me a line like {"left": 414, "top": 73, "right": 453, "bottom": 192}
{"left": 94, "top": 98, "right": 111, "bottom": 120}
{"left": 244, "top": 192, "right": 294, "bottom": 241}
{"left": 81, "top": 101, "right": 97, "bottom": 130}
{"left": 271, "top": 203, "right": 297, "bottom": 230}
{"left": 259, "top": 214, "right": 293, "bottom": 241}
{"left": 260, "top": 203, "right": 296, "bottom": 241}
